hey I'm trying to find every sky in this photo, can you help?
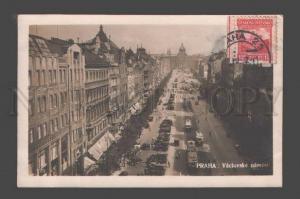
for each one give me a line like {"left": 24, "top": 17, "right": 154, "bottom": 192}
{"left": 29, "top": 25, "right": 226, "bottom": 55}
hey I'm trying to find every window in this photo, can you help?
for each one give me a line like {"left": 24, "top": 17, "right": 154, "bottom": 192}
{"left": 55, "top": 118, "right": 59, "bottom": 131}
{"left": 71, "top": 111, "right": 74, "bottom": 122}
{"left": 71, "top": 91, "right": 74, "bottom": 102}
{"left": 77, "top": 69, "right": 79, "bottom": 81}
{"left": 73, "top": 130, "right": 76, "bottom": 142}
{"left": 37, "top": 126, "right": 42, "bottom": 140}
{"left": 86, "top": 71, "right": 88, "bottom": 81}
{"left": 29, "top": 99, "right": 34, "bottom": 116}
{"left": 52, "top": 58, "right": 56, "bottom": 67}
{"left": 53, "top": 70, "right": 57, "bottom": 83}
{"left": 61, "top": 115, "right": 64, "bottom": 127}
{"left": 43, "top": 123, "right": 47, "bottom": 137}
{"left": 65, "top": 113, "right": 68, "bottom": 125}
{"left": 38, "top": 151, "right": 46, "bottom": 171}
{"left": 50, "top": 95, "right": 53, "bottom": 108}
{"left": 64, "top": 92, "right": 67, "bottom": 103}
{"left": 86, "top": 92, "right": 89, "bottom": 103}
{"left": 78, "top": 69, "right": 80, "bottom": 81}
{"left": 50, "top": 120, "right": 54, "bottom": 134}
{"left": 29, "top": 70, "right": 32, "bottom": 86}
{"left": 74, "top": 110, "right": 77, "bottom": 121}
{"left": 49, "top": 70, "right": 52, "bottom": 84}
{"left": 35, "top": 57, "right": 41, "bottom": 69}
{"left": 42, "top": 57, "right": 46, "bottom": 68}
{"left": 51, "top": 144, "right": 58, "bottom": 160}
{"left": 37, "top": 97, "right": 41, "bottom": 113}
{"left": 54, "top": 94, "right": 58, "bottom": 108}
{"left": 63, "top": 70, "right": 66, "bottom": 83}
{"left": 29, "top": 129, "right": 34, "bottom": 143}
{"left": 60, "top": 93, "right": 64, "bottom": 107}
{"left": 36, "top": 70, "right": 41, "bottom": 86}
{"left": 42, "top": 96, "right": 46, "bottom": 112}
{"left": 70, "top": 69, "right": 73, "bottom": 82}
{"left": 29, "top": 56, "right": 33, "bottom": 67}
{"left": 47, "top": 58, "right": 52, "bottom": 68}
{"left": 59, "top": 70, "right": 62, "bottom": 83}
{"left": 41, "top": 70, "right": 45, "bottom": 85}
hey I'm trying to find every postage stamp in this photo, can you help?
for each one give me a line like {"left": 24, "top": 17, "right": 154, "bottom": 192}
{"left": 227, "top": 15, "right": 277, "bottom": 65}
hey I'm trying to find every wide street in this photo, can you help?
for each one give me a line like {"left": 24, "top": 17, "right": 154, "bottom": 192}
{"left": 114, "top": 69, "right": 250, "bottom": 176}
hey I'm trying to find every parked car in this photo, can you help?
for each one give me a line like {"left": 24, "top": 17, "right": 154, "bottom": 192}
{"left": 159, "top": 126, "right": 171, "bottom": 133}
{"left": 185, "top": 118, "right": 192, "bottom": 129}
{"left": 161, "top": 119, "right": 173, "bottom": 126}
{"left": 157, "top": 135, "right": 170, "bottom": 142}
{"left": 144, "top": 165, "right": 165, "bottom": 176}
{"left": 148, "top": 115, "right": 154, "bottom": 121}
{"left": 195, "top": 131, "right": 204, "bottom": 146}
{"left": 141, "top": 143, "right": 151, "bottom": 150}
{"left": 146, "top": 154, "right": 167, "bottom": 164}
{"left": 119, "top": 171, "right": 129, "bottom": 176}
{"left": 153, "top": 143, "right": 168, "bottom": 151}
{"left": 173, "top": 139, "right": 179, "bottom": 146}
{"left": 144, "top": 122, "right": 150, "bottom": 128}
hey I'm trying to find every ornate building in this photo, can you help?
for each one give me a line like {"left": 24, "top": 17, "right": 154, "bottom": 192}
{"left": 81, "top": 25, "right": 128, "bottom": 125}
{"left": 29, "top": 35, "right": 86, "bottom": 176}
{"left": 175, "top": 43, "right": 200, "bottom": 72}
{"left": 176, "top": 43, "right": 187, "bottom": 69}
{"left": 83, "top": 48, "right": 110, "bottom": 149}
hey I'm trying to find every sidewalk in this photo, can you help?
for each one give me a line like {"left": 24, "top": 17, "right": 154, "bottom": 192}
{"left": 113, "top": 87, "right": 172, "bottom": 175}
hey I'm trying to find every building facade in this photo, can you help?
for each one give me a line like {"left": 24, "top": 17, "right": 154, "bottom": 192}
{"left": 126, "top": 48, "right": 143, "bottom": 115}
{"left": 29, "top": 35, "right": 86, "bottom": 176}
{"left": 81, "top": 25, "right": 128, "bottom": 126}
{"left": 83, "top": 49, "right": 110, "bottom": 149}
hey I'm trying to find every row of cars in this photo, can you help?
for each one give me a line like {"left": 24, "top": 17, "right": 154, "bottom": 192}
{"left": 144, "top": 154, "right": 168, "bottom": 176}
{"left": 144, "top": 118, "right": 173, "bottom": 175}
{"left": 165, "top": 93, "right": 175, "bottom": 110}
{"left": 154, "top": 119, "right": 173, "bottom": 151}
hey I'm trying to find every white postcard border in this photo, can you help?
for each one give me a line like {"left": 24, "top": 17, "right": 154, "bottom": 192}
{"left": 17, "top": 15, "right": 283, "bottom": 187}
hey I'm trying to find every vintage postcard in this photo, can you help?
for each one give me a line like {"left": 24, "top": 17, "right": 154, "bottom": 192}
{"left": 17, "top": 15, "right": 283, "bottom": 187}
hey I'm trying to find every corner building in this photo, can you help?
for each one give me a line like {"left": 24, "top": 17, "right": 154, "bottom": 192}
{"left": 29, "top": 36, "right": 86, "bottom": 176}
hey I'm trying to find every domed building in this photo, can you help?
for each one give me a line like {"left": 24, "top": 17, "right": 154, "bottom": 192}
{"left": 176, "top": 43, "right": 187, "bottom": 69}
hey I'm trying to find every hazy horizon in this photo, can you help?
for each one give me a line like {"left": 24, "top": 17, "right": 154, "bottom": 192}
{"left": 29, "top": 25, "right": 226, "bottom": 55}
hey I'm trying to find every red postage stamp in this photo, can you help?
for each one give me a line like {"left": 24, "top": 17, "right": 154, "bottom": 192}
{"left": 227, "top": 15, "right": 277, "bottom": 65}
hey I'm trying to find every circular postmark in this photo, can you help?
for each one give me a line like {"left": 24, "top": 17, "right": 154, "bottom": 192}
{"left": 227, "top": 29, "right": 272, "bottom": 64}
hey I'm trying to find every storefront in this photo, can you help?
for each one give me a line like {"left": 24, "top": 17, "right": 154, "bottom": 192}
{"left": 50, "top": 142, "right": 59, "bottom": 176}
{"left": 88, "top": 132, "right": 116, "bottom": 160}
{"left": 61, "top": 135, "right": 69, "bottom": 172}
{"left": 38, "top": 150, "right": 48, "bottom": 176}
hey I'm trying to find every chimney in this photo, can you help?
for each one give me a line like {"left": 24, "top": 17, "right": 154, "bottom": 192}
{"left": 77, "top": 37, "right": 80, "bottom": 43}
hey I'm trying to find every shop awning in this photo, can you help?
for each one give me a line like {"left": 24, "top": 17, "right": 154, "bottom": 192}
{"left": 133, "top": 102, "right": 141, "bottom": 111}
{"left": 83, "top": 156, "right": 96, "bottom": 170}
{"left": 130, "top": 106, "right": 137, "bottom": 114}
{"left": 88, "top": 132, "right": 116, "bottom": 160}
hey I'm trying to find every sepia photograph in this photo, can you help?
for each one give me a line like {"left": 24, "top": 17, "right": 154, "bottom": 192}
{"left": 17, "top": 15, "right": 283, "bottom": 187}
